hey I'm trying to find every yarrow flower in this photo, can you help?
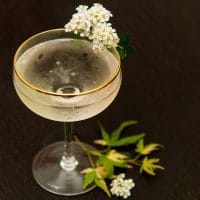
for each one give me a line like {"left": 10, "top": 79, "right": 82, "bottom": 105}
{"left": 91, "top": 23, "right": 119, "bottom": 53}
{"left": 64, "top": 3, "right": 119, "bottom": 53}
{"left": 110, "top": 173, "right": 135, "bottom": 199}
{"left": 87, "top": 3, "right": 113, "bottom": 25}
{"left": 65, "top": 10, "right": 91, "bottom": 37}
{"left": 76, "top": 5, "right": 88, "bottom": 13}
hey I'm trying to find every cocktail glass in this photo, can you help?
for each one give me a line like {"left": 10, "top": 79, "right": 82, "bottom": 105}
{"left": 13, "top": 29, "right": 121, "bottom": 196}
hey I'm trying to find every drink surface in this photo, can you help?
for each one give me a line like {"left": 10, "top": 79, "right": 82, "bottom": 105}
{"left": 14, "top": 38, "right": 121, "bottom": 121}
{"left": 17, "top": 39, "right": 115, "bottom": 94}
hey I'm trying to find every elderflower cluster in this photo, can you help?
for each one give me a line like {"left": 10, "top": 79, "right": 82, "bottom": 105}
{"left": 64, "top": 3, "right": 119, "bottom": 53}
{"left": 110, "top": 174, "right": 135, "bottom": 199}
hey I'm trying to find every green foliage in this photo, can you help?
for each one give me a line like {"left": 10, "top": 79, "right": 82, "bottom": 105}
{"left": 96, "top": 150, "right": 129, "bottom": 172}
{"left": 80, "top": 120, "right": 164, "bottom": 197}
{"left": 140, "top": 157, "right": 165, "bottom": 176}
{"left": 99, "top": 123, "right": 110, "bottom": 143}
{"left": 96, "top": 156, "right": 114, "bottom": 177}
{"left": 83, "top": 170, "right": 95, "bottom": 189}
{"left": 117, "top": 33, "right": 134, "bottom": 60}
{"left": 111, "top": 120, "right": 138, "bottom": 142}
{"left": 82, "top": 165, "right": 111, "bottom": 197}
{"left": 113, "top": 134, "right": 145, "bottom": 147}
{"left": 94, "top": 121, "right": 144, "bottom": 147}
{"left": 135, "top": 139, "right": 163, "bottom": 155}
{"left": 94, "top": 177, "right": 111, "bottom": 197}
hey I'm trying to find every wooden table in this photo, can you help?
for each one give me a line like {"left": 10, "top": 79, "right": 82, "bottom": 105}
{"left": 0, "top": 0, "right": 199, "bottom": 199}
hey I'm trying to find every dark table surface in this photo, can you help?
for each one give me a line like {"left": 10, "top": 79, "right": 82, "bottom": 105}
{"left": 0, "top": 0, "right": 200, "bottom": 199}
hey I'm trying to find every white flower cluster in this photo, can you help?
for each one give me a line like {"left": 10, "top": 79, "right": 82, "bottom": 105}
{"left": 64, "top": 3, "right": 119, "bottom": 53}
{"left": 110, "top": 173, "right": 135, "bottom": 199}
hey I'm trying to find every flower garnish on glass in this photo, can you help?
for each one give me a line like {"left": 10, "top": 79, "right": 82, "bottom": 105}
{"left": 13, "top": 2, "right": 122, "bottom": 196}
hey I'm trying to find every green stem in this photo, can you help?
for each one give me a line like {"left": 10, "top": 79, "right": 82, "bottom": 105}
{"left": 133, "top": 154, "right": 142, "bottom": 161}
{"left": 74, "top": 136, "right": 95, "bottom": 168}
{"left": 98, "top": 147, "right": 111, "bottom": 153}
{"left": 128, "top": 159, "right": 141, "bottom": 167}
{"left": 128, "top": 154, "right": 143, "bottom": 167}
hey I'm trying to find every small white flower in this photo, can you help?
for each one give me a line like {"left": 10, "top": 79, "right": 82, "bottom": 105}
{"left": 87, "top": 3, "right": 113, "bottom": 25}
{"left": 76, "top": 5, "right": 88, "bottom": 13}
{"left": 65, "top": 11, "right": 91, "bottom": 36}
{"left": 91, "top": 23, "right": 119, "bottom": 52}
{"left": 64, "top": 3, "right": 119, "bottom": 53}
{"left": 110, "top": 173, "right": 135, "bottom": 199}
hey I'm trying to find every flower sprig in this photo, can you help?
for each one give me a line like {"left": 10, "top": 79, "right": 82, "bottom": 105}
{"left": 110, "top": 173, "right": 135, "bottom": 199}
{"left": 65, "top": 3, "right": 119, "bottom": 53}
{"left": 75, "top": 120, "right": 164, "bottom": 198}
{"left": 65, "top": 3, "right": 133, "bottom": 59}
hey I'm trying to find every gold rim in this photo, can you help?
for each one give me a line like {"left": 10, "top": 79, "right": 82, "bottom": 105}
{"left": 13, "top": 28, "right": 121, "bottom": 97}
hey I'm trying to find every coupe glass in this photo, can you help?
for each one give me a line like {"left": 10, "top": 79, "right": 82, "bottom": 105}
{"left": 13, "top": 29, "right": 121, "bottom": 196}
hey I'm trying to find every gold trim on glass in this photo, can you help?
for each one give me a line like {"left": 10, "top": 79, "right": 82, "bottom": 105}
{"left": 13, "top": 28, "right": 121, "bottom": 97}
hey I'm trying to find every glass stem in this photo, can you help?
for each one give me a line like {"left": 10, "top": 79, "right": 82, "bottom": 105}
{"left": 60, "top": 110, "right": 78, "bottom": 171}
{"left": 64, "top": 122, "right": 73, "bottom": 157}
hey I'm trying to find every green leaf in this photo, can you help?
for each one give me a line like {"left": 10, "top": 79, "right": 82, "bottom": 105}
{"left": 119, "top": 33, "right": 130, "bottom": 46}
{"left": 117, "top": 33, "right": 134, "bottom": 60}
{"left": 93, "top": 139, "right": 108, "bottom": 146}
{"left": 106, "top": 150, "right": 128, "bottom": 162}
{"left": 135, "top": 139, "right": 144, "bottom": 153}
{"left": 117, "top": 46, "right": 127, "bottom": 60}
{"left": 140, "top": 157, "right": 165, "bottom": 176}
{"left": 81, "top": 167, "right": 94, "bottom": 174}
{"left": 83, "top": 171, "right": 95, "bottom": 189}
{"left": 110, "top": 120, "right": 138, "bottom": 143}
{"left": 98, "top": 123, "right": 110, "bottom": 143}
{"left": 135, "top": 139, "right": 163, "bottom": 155}
{"left": 94, "top": 177, "right": 111, "bottom": 197}
{"left": 96, "top": 156, "right": 114, "bottom": 177}
{"left": 95, "top": 164, "right": 109, "bottom": 179}
{"left": 141, "top": 143, "right": 162, "bottom": 155}
{"left": 106, "top": 150, "right": 129, "bottom": 168}
{"left": 95, "top": 121, "right": 142, "bottom": 147}
{"left": 112, "top": 133, "right": 145, "bottom": 147}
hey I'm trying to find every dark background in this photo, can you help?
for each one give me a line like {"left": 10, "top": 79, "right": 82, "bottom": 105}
{"left": 0, "top": 0, "right": 200, "bottom": 199}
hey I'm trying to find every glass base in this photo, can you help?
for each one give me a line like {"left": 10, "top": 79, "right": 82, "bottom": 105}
{"left": 32, "top": 141, "right": 96, "bottom": 196}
